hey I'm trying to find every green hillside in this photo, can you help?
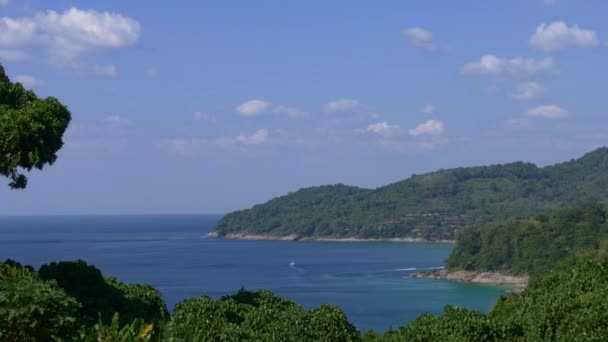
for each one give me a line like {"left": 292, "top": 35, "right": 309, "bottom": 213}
{"left": 215, "top": 147, "right": 608, "bottom": 240}
{"left": 446, "top": 203, "right": 608, "bottom": 278}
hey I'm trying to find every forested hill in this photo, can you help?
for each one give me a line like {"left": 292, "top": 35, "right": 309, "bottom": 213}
{"left": 446, "top": 203, "right": 608, "bottom": 278}
{"left": 215, "top": 147, "right": 608, "bottom": 240}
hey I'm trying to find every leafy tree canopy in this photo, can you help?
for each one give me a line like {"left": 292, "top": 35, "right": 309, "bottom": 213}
{"left": 0, "top": 64, "right": 71, "bottom": 189}
{"left": 446, "top": 203, "right": 608, "bottom": 278}
{"left": 38, "top": 260, "right": 168, "bottom": 326}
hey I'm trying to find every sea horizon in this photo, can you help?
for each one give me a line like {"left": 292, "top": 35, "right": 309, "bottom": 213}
{"left": 0, "top": 214, "right": 507, "bottom": 332}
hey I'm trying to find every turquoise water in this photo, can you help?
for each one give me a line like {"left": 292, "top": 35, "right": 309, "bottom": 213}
{"left": 0, "top": 215, "right": 508, "bottom": 332}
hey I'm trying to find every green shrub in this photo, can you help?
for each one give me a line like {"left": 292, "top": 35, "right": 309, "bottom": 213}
{"left": 304, "top": 304, "right": 360, "bottom": 342}
{"left": 79, "top": 313, "right": 161, "bottom": 342}
{"left": 170, "top": 289, "right": 360, "bottom": 341}
{"left": 380, "top": 305, "right": 522, "bottom": 342}
{"left": 170, "top": 295, "right": 248, "bottom": 340}
{"left": 38, "top": 260, "right": 125, "bottom": 325}
{"left": 38, "top": 260, "right": 168, "bottom": 326}
{"left": 492, "top": 257, "right": 608, "bottom": 341}
{"left": 0, "top": 262, "right": 80, "bottom": 341}
{"left": 105, "top": 276, "right": 169, "bottom": 323}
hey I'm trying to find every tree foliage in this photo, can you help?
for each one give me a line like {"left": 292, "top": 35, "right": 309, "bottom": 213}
{"left": 3, "top": 256, "right": 608, "bottom": 341}
{"left": 364, "top": 305, "right": 523, "bottom": 342}
{"left": 490, "top": 257, "right": 608, "bottom": 341}
{"left": 215, "top": 147, "right": 608, "bottom": 240}
{"left": 169, "top": 289, "right": 360, "bottom": 341}
{"left": 79, "top": 313, "right": 161, "bottom": 342}
{"left": 0, "top": 262, "right": 80, "bottom": 341}
{"left": 447, "top": 203, "right": 608, "bottom": 278}
{"left": 0, "top": 64, "right": 71, "bottom": 189}
{"left": 0, "top": 262, "right": 361, "bottom": 341}
{"left": 38, "top": 260, "right": 168, "bottom": 326}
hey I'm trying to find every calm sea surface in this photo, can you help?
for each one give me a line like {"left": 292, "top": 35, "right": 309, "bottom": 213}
{"left": 0, "top": 214, "right": 507, "bottom": 332}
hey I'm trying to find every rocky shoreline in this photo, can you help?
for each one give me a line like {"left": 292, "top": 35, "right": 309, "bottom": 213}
{"left": 206, "top": 233, "right": 525, "bottom": 290}
{"left": 411, "top": 269, "right": 528, "bottom": 292}
{"left": 205, "top": 232, "right": 455, "bottom": 244}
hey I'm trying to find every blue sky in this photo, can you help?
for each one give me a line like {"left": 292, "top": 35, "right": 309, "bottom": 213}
{"left": 1, "top": 0, "right": 607, "bottom": 215}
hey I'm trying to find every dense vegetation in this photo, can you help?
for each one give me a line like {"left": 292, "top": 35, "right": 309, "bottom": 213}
{"left": 488, "top": 257, "right": 608, "bottom": 341}
{"left": 0, "top": 260, "right": 167, "bottom": 340}
{"left": 0, "top": 64, "right": 71, "bottom": 189}
{"left": 169, "top": 290, "right": 359, "bottom": 341}
{"left": 3, "top": 256, "right": 608, "bottom": 341}
{"left": 216, "top": 147, "right": 608, "bottom": 240}
{"left": 446, "top": 203, "right": 608, "bottom": 278}
{"left": 364, "top": 256, "right": 608, "bottom": 341}
{"left": 0, "top": 259, "right": 359, "bottom": 341}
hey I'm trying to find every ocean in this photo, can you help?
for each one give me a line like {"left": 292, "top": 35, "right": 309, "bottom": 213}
{"left": 0, "top": 214, "right": 508, "bottom": 332}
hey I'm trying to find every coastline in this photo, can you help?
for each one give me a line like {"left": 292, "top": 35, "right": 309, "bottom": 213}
{"left": 205, "top": 232, "right": 455, "bottom": 244}
{"left": 207, "top": 232, "right": 525, "bottom": 289}
{"left": 411, "top": 269, "right": 528, "bottom": 292}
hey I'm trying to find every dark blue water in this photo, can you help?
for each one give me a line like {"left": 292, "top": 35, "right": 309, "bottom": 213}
{"left": 0, "top": 215, "right": 508, "bottom": 332}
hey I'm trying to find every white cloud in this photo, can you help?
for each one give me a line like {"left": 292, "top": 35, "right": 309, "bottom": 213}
{"left": 403, "top": 27, "right": 436, "bottom": 51}
{"left": 366, "top": 121, "right": 400, "bottom": 137}
{"left": 322, "top": 98, "right": 379, "bottom": 126}
{"left": 162, "top": 129, "right": 271, "bottom": 156}
{"left": 421, "top": 104, "right": 436, "bottom": 115}
{"left": 525, "top": 105, "right": 569, "bottom": 119}
{"left": 511, "top": 81, "right": 545, "bottom": 100}
{"left": 37, "top": 8, "right": 141, "bottom": 62}
{"left": 193, "top": 112, "right": 217, "bottom": 123}
{"left": 324, "top": 99, "right": 362, "bottom": 113}
{"left": 102, "top": 115, "right": 131, "bottom": 127}
{"left": 273, "top": 105, "right": 309, "bottom": 119}
{"left": 0, "top": 17, "right": 37, "bottom": 46}
{"left": 0, "top": 8, "right": 140, "bottom": 73}
{"left": 236, "top": 99, "right": 272, "bottom": 116}
{"left": 409, "top": 119, "right": 445, "bottom": 136}
{"left": 0, "top": 49, "right": 30, "bottom": 61}
{"left": 14, "top": 74, "right": 45, "bottom": 88}
{"left": 236, "top": 100, "right": 308, "bottom": 119}
{"left": 236, "top": 128, "right": 269, "bottom": 145}
{"left": 460, "top": 54, "right": 558, "bottom": 79}
{"left": 530, "top": 21, "right": 600, "bottom": 52}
